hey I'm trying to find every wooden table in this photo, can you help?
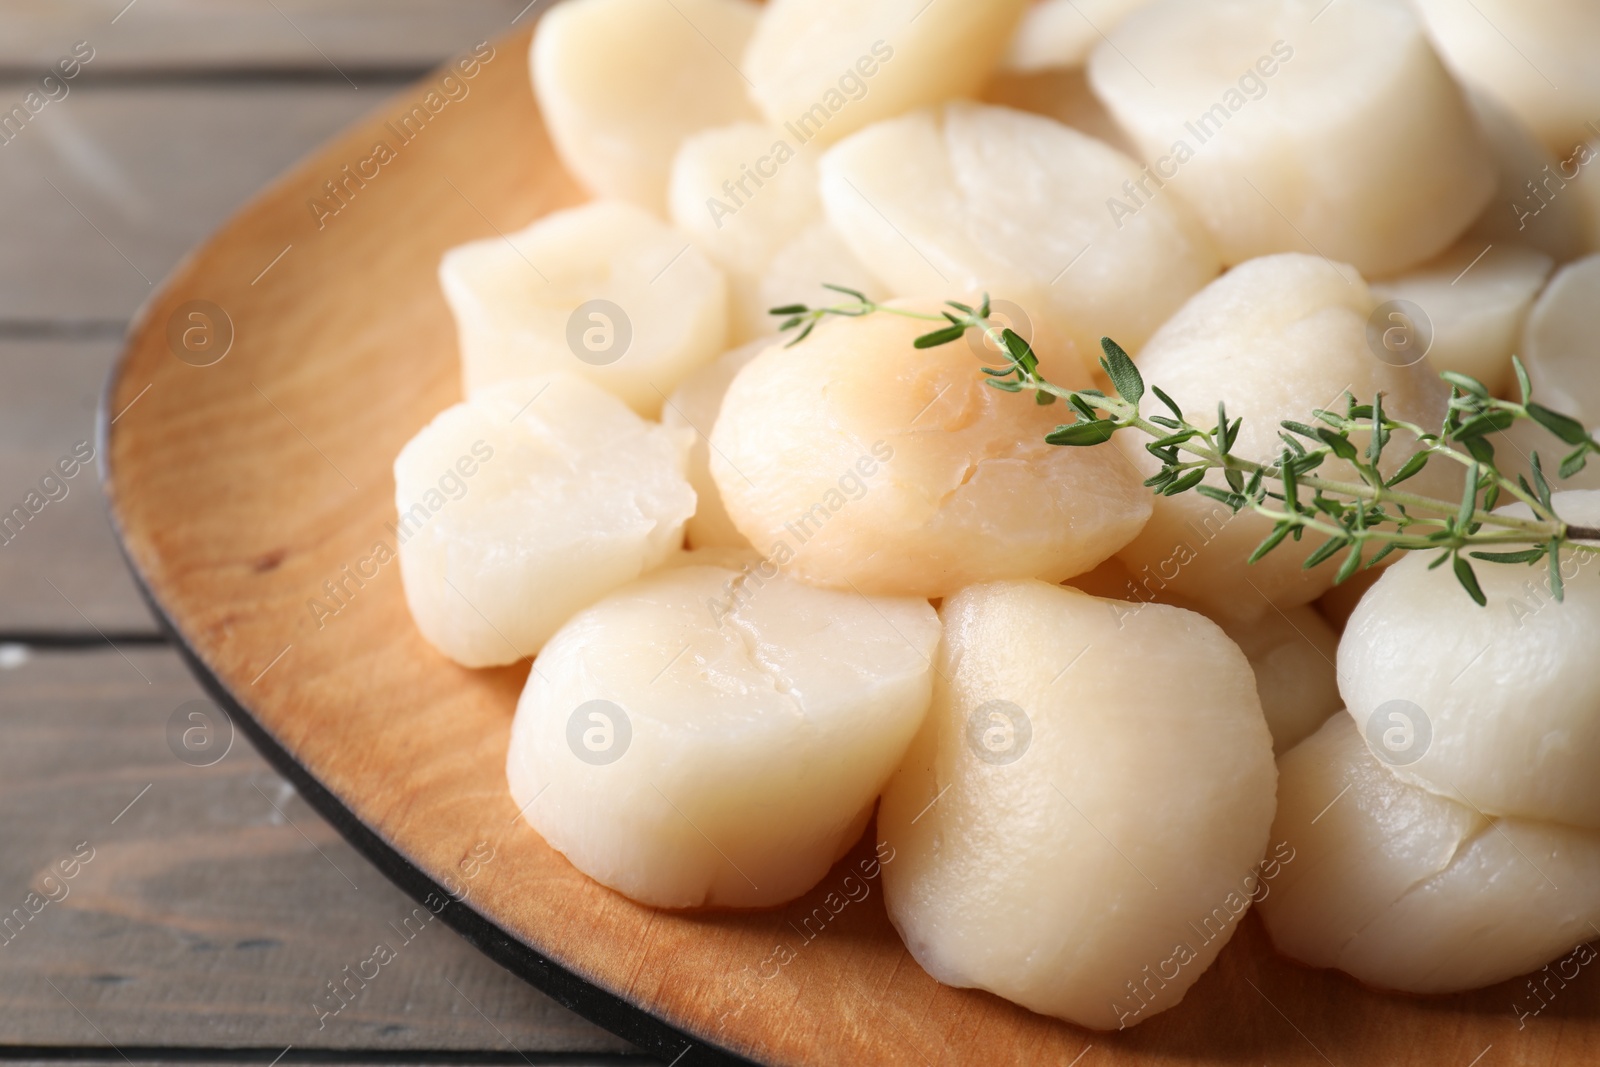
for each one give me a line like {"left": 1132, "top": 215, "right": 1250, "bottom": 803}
{"left": 0, "top": 4, "right": 654, "bottom": 1062}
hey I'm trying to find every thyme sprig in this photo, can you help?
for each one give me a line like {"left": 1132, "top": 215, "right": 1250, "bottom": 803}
{"left": 769, "top": 290, "right": 1600, "bottom": 605}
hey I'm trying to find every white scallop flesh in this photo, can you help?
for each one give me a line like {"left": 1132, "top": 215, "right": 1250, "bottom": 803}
{"left": 709, "top": 305, "right": 1152, "bottom": 598}
{"left": 1412, "top": 0, "right": 1600, "bottom": 156}
{"left": 1260, "top": 714, "right": 1600, "bottom": 993}
{"left": 1522, "top": 255, "right": 1600, "bottom": 419}
{"left": 1462, "top": 92, "right": 1587, "bottom": 264}
{"left": 981, "top": 66, "right": 1139, "bottom": 158}
{"left": 395, "top": 376, "right": 695, "bottom": 668}
{"left": 660, "top": 340, "right": 769, "bottom": 550}
{"left": 506, "top": 559, "right": 940, "bottom": 909}
{"left": 1000, "top": 0, "right": 1156, "bottom": 73}
{"left": 1339, "top": 490, "right": 1600, "bottom": 829}
{"left": 531, "top": 0, "right": 760, "bottom": 212}
{"left": 440, "top": 200, "right": 727, "bottom": 418}
{"left": 742, "top": 0, "right": 1028, "bottom": 149}
{"left": 756, "top": 221, "right": 888, "bottom": 337}
{"left": 1088, "top": 0, "right": 1495, "bottom": 276}
{"left": 819, "top": 102, "right": 1220, "bottom": 364}
{"left": 1371, "top": 241, "right": 1552, "bottom": 397}
{"left": 1114, "top": 254, "right": 1453, "bottom": 621}
{"left": 668, "top": 123, "right": 825, "bottom": 343}
{"left": 879, "top": 580, "right": 1276, "bottom": 1030}
{"left": 1216, "top": 606, "right": 1341, "bottom": 755}
{"left": 1066, "top": 557, "right": 1341, "bottom": 753}
{"left": 1501, "top": 254, "right": 1600, "bottom": 492}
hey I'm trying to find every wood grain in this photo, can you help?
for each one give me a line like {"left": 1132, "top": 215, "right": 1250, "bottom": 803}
{"left": 99, "top": 20, "right": 1600, "bottom": 1067}
{"left": 0, "top": 338, "right": 155, "bottom": 634}
{"left": 0, "top": 645, "right": 639, "bottom": 1057}
{"left": 0, "top": 1, "right": 531, "bottom": 73}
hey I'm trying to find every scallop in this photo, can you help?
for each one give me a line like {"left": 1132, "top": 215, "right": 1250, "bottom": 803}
{"left": 1260, "top": 714, "right": 1600, "bottom": 993}
{"left": 660, "top": 339, "right": 769, "bottom": 550}
{"left": 999, "top": 0, "right": 1156, "bottom": 73}
{"left": 394, "top": 376, "right": 695, "bottom": 668}
{"left": 709, "top": 305, "right": 1152, "bottom": 598}
{"left": 506, "top": 557, "right": 940, "bottom": 909}
{"left": 1220, "top": 606, "right": 1341, "bottom": 755}
{"left": 1089, "top": 0, "right": 1495, "bottom": 276}
{"left": 818, "top": 101, "right": 1220, "bottom": 363}
{"left": 1371, "top": 241, "right": 1553, "bottom": 397}
{"left": 741, "top": 0, "right": 1027, "bottom": 149}
{"left": 1412, "top": 0, "right": 1600, "bottom": 156}
{"left": 440, "top": 200, "right": 728, "bottom": 418}
{"left": 1339, "top": 490, "right": 1600, "bottom": 829}
{"left": 531, "top": 0, "right": 760, "bottom": 212}
{"left": 878, "top": 580, "right": 1276, "bottom": 1030}
{"left": 1522, "top": 255, "right": 1600, "bottom": 418}
{"left": 1501, "top": 255, "right": 1600, "bottom": 491}
{"left": 981, "top": 67, "right": 1139, "bottom": 158}
{"left": 1462, "top": 92, "right": 1587, "bottom": 264}
{"left": 1068, "top": 557, "right": 1339, "bottom": 753}
{"left": 757, "top": 222, "right": 888, "bottom": 334}
{"left": 1114, "top": 253, "right": 1452, "bottom": 621}
{"left": 667, "top": 124, "right": 825, "bottom": 343}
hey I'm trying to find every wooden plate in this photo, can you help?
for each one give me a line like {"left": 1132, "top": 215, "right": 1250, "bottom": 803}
{"left": 101, "top": 24, "right": 1600, "bottom": 1066}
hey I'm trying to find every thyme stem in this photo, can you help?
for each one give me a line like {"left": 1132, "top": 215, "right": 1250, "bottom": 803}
{"left": 770, "top": 291, "right": 1600, "bottom": 603}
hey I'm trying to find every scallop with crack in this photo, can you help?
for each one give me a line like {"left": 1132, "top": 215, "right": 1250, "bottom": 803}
{"left": 507, "top": 557, "right": 940, "bottom": 908}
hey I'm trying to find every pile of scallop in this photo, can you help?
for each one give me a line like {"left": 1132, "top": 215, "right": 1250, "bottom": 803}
{"left": 394, "top": 0, "right": 1600, "bottom": 1031}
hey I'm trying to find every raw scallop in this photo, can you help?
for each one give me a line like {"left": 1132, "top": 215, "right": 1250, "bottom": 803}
{"left": 1000, "top": 0, "right": 1156, "bottom": 73}
{"left": 757, "top": 222, "right": 888, "bottom": 334}
{"left": 440, "top": 201, "right": 727, "bottom": 418}
{"left": 1260, "top": 714, "right": 1600, "bottom": 993}
{"left": 532, "top": 0, "right": 760, "bottom": 212}
{"left": 669, "top": 123, "right": 824, "bottom": 341}
{"left": 1089, "top": 0, "right": 1495, "bottom": 276}
{"left": 1114, "top": 254, "right": 1452, "bottom": 621}
{"left": 742, "top": 0, "right": 1027, "bottom": 148}
{"left": 1370, "top": 241, "right": 1552, "bottom": 397}
{"left": 710, "top": 305, "right": 1152, "bottom": 598}
{"left": 661, "top": 339, "right": 769, "bottom": 550}
{"left": 879, "top": 580, "right": 1276, "bottom": 1030}
{"left": 981, "top": 67, "right": 1138, "bottom": 157}
{"left": 1067, "top": 557, "right": 1340, "bottom": 752}
{"left": 1413, "top": 0, "right": 1600, "bottom": 156}
{"left": 394, "top": 376, "right": 694, "bottom": 667}
{"left": 507, "top": 558, "right": 940, "bottom": 908}
{"left": 1339, "top": 491, "right": 1600, "bottom": 828}
{"left": 1502, "top": 255, "right": 1600, "bottom": 492}
{"left": 819, "top": 102, "right": 1219, "bottom": 363}
{"left": 1218, "top": 606, "right": 1341, "bottom": 755}
{"left": 1462, "top": 93, "right": 1587, "bottom": 264}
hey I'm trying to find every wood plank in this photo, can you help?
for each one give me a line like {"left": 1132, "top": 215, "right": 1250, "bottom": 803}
{"left": 0, "top": 1, "right": 531, "bottom": 73}
{"left": 0, "top": 83, "right": 386, "bottom": 323}
{"left": 0, "top": 338, "right": 155, "bottom": 634}
{"left": 0, "top": 646, "right": 642, "bottom": 1057}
